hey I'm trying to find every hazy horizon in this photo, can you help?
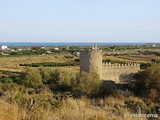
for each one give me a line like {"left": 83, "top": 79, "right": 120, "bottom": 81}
{"left": 1, "top": 0, "right": 160, "bottom": 43}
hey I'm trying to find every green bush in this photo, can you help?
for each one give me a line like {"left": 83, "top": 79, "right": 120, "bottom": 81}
{"left": 77, "top": 72, "right": 101, "bottom": 95}
{"left": 21, "top": 68, "right": 43, "bottom": 88}
{"left": 97, "top": 81, "right": 117, "bottom": 97}
{"left": 49, "top": 70, "right": 77, "bottom": 92}
{"left": 139, "top": 63, "right": 151, "bottom": 69}
{"left": 1, "top": 83, "right": 21, "bottom": 91}
{"left": 0, "top": 76, "right": 13, "bottom": 83}
{"left": 0, "top": 74, "right": 21, "bottom": 84}
{"left": 49, "top": 98, "right": 61, "bottom": 108}
{"left": 10, "top": 74, "right": 21, "bottom": 84}
{"left": 39, "top": 68, "right": 77, "bottom": 92}
{"left": 133, "top": 65, "right": 160, "bottom": 102}
{"left": 39, "top": 68, "right": 53, "bottom": 84}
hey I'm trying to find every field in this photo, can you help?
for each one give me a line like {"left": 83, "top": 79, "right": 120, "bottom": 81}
{"left": 0, "top": 55, "right": 79, "bottom": 73}
{"left": 0, "top": 51, "right": 158, "bottom": 73}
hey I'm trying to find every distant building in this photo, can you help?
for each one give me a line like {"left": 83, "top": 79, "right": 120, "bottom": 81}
{"left": 54, "top": 47, "right": 59, "bottom": 50}
{"left": 66, "top": 46, "right": 69, "bottom": 50}
{"left": 47, "top": 51, "right": 52, "bottom": 54}
{"left": 73, "top": 51, "right": 80, "bottom": 56}
{"left": 1, "top": 45, "right": 8, "bottom": 50}
{"left": 17, "top": 49, "right": 23, "bottom": 51}
{"left": 147, "top": 43, "right": 157, "bottom": 47}
{"left": 151, "top": 44, "right": 156, "bottom": 47}
{"left": 41, "top": 47, "right": 45, "bottom": 49}
{"left": 31, "top": 46, "right": 45, "bottom": 50}
{"left": 11, "top": 49, "right": 15, "bottom": 52}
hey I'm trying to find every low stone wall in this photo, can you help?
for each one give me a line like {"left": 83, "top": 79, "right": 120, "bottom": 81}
{"left": 102, "top": 63, "right": 140, "bottom": 83}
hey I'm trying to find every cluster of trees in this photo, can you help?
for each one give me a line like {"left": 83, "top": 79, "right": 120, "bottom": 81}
{"left": 101, "top": 45, "right": 142, "bottom": 51}
{"left": 132, "top": 65, "right": 160, "bottom": 103}
{"left": 19, "top": 68, "right": 118, "bottom": 98}
{"left": 126, "top": 64, "right": 160, "bottom": 114}
{"left": 1, "top": 64, "right": 160, "bottom": 100}
{"left": 20, "top": 62, "right": 77, "bottom": 67}
{"left": 19, "top": 63, "right": 160, "bottom": 98}
{"left": 10, "top": 49, "right": 47, "bottom": 56}
{"left": 0, "top": 68, "right": 115, "bottom": 98}
{"left": 20, "top": 68, "right": 99, "bottom": 95}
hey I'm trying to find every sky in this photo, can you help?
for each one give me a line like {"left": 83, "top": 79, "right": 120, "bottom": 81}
{"left": 0, "top": 0, "right": 160, "bottom": 43}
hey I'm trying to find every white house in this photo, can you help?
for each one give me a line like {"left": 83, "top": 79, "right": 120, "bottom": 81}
{"left": 1, "top": 45, "right": 8, "bottom": 50}
{"left": 73, "top": 51, "right": 80, "bottom": 56}
{"left": 54, "top": 47, "right": 59, "bottom": 50}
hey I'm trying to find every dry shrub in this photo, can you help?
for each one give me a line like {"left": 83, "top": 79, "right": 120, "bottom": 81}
{"left": 125, "top": 96, "right": 147, "bottom": 114}
{"left": 77, "top": 72, "right": 101, "bottom": 95}
{"left": 51, "top": 97, "right": 147, "bottom": 120}
{"left": 0, "top": 96, "right": 148, "bottom": 120}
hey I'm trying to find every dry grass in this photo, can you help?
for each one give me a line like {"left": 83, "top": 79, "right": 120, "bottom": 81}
{"left": 0, "top": 95, "right": 149, "bottom": 120}
{"left": 0, "top": 53, "right": 154, "bottom": 73}
{"left": 50, "top": 97, "right": 147, "bottom": 120}
{"left": 0, "top": 99, "right": 18, "bottom": 120}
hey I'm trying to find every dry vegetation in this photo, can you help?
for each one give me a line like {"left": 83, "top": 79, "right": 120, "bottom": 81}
{"left": 0, "top": 54, "right": 153, "bottom": 73}
{"left": 0, "top": 93, "right": 147, "bottom": 120}
{"left": 0, "top": 54, "right": 160, "bottom": 120}
{"left": 0, "top": 66, "right": 160, "bottom": 120}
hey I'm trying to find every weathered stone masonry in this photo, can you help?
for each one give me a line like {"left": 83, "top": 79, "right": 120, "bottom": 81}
{"left": 80, "top": 46, "right": 140, "bottom": 83}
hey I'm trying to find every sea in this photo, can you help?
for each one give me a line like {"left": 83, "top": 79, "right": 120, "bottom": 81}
{"left": 0, "top": 42, "right": 147, "bottom": 46}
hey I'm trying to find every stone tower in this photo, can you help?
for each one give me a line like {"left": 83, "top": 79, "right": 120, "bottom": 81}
{"left": 80, "top": 45, "right": 102, "bottom": 78}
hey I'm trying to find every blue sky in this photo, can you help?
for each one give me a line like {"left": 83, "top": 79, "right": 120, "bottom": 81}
{"left": 0, "top": 0, "right": 160, "bottom": 42}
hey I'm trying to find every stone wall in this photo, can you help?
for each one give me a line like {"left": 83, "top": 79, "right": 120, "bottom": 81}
{"left": 101, "top": 62, "right": 140, "bottom": 83}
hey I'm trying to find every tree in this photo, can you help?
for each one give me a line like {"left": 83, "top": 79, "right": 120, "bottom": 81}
{"left": 133, "top": 65, "right": 160, "bottom": 102}
{"left": 49, "top": 69, "right": 77, "bottom": 92}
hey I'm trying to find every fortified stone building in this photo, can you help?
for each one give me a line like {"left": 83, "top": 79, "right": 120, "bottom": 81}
{"left": 80, "top": 46, "right": 140, "bottom": 83}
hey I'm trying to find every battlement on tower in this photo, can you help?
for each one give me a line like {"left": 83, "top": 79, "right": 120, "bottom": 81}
{"left": 102, "top": 62, "right": 140, "bottom": 68}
